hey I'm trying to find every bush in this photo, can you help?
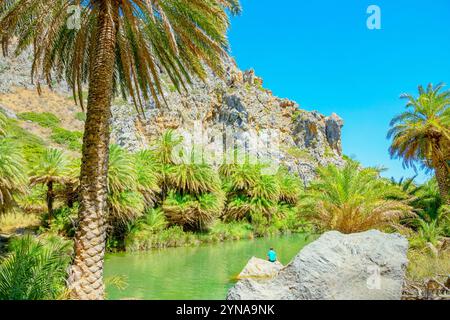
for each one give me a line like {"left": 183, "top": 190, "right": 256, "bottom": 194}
{"left": 139, "top": 208, "right": 168, "bottom": 232}
{"left": 0, "top": 234, "right": 72, "bottom": 300}
{"left": 125, "top": 226, "right": 197, "bottom": 252}
{"left": 45, "top": 206, "right": 78, "bottom": 237}
{"left": 18, "top": 112, "right": 60, "bottom": 128}
{"left": 50, "top": 128, "right": 83, "bottom": 151}
{"left": 208, "top": 221, "right": 254, "bottom": 241}
{"left": 3, "top": 119, "right": 46, "bottom": 163}
{"left": 74, "top": 112, "right": 86, "bottom": 122}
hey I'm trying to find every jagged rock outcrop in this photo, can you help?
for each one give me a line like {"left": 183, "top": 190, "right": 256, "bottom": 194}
{"left": 0, "top": 48, "right": 345, "bottom": 183}
{"left": 115, "top": 59, "right": 345, "bottom": 183}
{"left": 236, "top": 257, "right": 283, "bottom": 280}
{"left": 227, "top": 230, "right": 409, "bottom": 300}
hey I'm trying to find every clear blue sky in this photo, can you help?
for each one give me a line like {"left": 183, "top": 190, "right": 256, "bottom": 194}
{"left": 227, "top": 0, "right": 450, "bottom": 183}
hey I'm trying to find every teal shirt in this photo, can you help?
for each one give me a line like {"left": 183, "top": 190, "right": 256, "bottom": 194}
{"left": 268, "top": 250, "right": 277, "bottom": 262}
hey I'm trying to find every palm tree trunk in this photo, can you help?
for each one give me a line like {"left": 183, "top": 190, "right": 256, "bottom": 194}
{"left": 46, "top": 181, "right": 54, "bottom": 221}
{"left": 434, "top": 160, "right": 449, "bottom": 205}
{"left": 68, "top": 0, "right": 119, "bottom": 300}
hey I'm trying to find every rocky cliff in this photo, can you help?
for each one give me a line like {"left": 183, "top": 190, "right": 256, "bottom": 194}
{"left": 0, "top": 49, "right": 344, "bottom": 184}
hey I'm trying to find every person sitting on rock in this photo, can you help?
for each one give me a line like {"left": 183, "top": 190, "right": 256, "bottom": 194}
{"left": 267, "top": 248, "right": 277, "bottom": 263}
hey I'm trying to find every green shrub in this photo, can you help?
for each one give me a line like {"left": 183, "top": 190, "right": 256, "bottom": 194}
{"left": 283, "top": 146, "right": 315, "bottom": 162}
{"left": 208, "top": 221, "right": 254, "bottom": 241}
{"left": 3, "top": 118, "right": 46, "bottom": 163}
{"left": 291, "top": 110, "right": 305, "bottom": 122}
{"left": 44, "top": 206, "right": 78, "bottom": 237}
{"left": 125, "top": 226, "right": 197, "bottom": 252}
{"left": 140, "top": 208, "right": 167, "bottom": 232}
{"left": 0, "top": 234, "right": 72, "bottom": 300}
{"left": 50, "top": 128, "right": 83, "bottom": 150}
{"left": 74, "top": 112, "right": 86, "bottom": 122}
{"left": 18, "top": 112, "right": 60, "bottom": 128}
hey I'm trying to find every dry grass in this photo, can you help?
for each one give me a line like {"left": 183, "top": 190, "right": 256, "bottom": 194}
{"left": 0, "top": 88, "right": 84, "bottom": 131}
{"left": 407, "top": 246, "right": 450, "bottom": 282}
{"left": 0, "top": 212, "right": 40, "bottom": 234}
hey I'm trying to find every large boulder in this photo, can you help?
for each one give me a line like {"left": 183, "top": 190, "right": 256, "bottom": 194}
{"left": 227, "top": 230, "right": 409, "bottom": 300}
{"left": 236, "top": 257, "right": 283, "bottom": 280}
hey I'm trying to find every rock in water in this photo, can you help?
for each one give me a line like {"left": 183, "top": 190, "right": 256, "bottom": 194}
{"left": 236, "top": 257, "right": 283, "bottom": 280}
{"left": 227, "top": 230, "right": 409, "bottom": 300}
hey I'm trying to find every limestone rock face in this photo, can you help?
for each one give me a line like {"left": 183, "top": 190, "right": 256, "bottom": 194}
{"left": 227, "top": 230, "right": 409, "bottom": 300}
{"left": 132, "top": 60, "right": 345, "bottom": 184}
{"left": 0, "top": 47, "right": 345, "bottom": 184}
{"left": 236, "top": 257, "right": 283, "bottom": 280}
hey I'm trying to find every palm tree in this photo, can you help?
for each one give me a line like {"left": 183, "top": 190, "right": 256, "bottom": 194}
{"left": 413, "top": 178, "right": 444, "bottom": 222}
{"left": 134, "top": 150, "right": 161, "bottom": 208}
{"left": 220, "top": 162, "right": 258, "bottom": 221}
{"left": 154, "top": 130, "right": 184, "bottom": 200}
{"left": 0, "top": 0, "right": 241, "bottom": 299}
{"left": 155, "top": 130, "right": 184, "bottom": 166}
{"left": 29, "top": 148, "right": 72, "bottom": 221}
{"left": 388, "top": 83, "right": 450, "bottom": 204}
{"left": 107, "top": 145, "right": 144, "bottom": 225}
{"left": 249, "top": 174, "right": 280, "bottom": 221}
{"left": 221, "top": 162, "right": 287, "bottom": 223}
{"left": 299, "top": 162, "right": 413, "bottom": 234}
{"left": 0, "top": 139, "right": 28, "bottom": 214}
{"left": 162, "top": 162, "right": 224, "bottom": 231}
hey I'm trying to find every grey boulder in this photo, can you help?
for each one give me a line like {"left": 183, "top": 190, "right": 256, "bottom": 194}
{"left": 236, "top": 257, "right": 283, "bottom": 280}
{"left": 227, "top": 230, "right": 409, "bottom": 300}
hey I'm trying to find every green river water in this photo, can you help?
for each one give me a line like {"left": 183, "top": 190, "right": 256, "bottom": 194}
{"left": 104, "top": 233, "right": 312, "bottom": 300}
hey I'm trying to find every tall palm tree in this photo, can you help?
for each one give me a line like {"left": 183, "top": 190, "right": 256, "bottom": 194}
{"left": 0, "top": 0, "right": 240, "bottom": 299}
{"left": 29, "top": 148, "right": 72, "bottom": 220}
{"left": 388, "top": 83, "right": 450, "bottom": 204}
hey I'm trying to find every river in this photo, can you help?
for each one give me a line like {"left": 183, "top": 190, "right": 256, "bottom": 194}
{"left": 104, "top": 233, "right": 313, "bottom": 300}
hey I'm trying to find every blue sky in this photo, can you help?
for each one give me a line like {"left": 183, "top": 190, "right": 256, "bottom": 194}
{"left": 227, "top": 0, "right": 450, "bottom": 183}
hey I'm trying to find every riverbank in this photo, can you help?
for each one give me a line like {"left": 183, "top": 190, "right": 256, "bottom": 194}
{"left": 121, "top": 219, "right": 313, "bottom": 253}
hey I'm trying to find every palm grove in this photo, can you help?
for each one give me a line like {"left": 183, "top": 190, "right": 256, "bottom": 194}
{"left": 0, "top": 1, "right": 449, "bottom": 300}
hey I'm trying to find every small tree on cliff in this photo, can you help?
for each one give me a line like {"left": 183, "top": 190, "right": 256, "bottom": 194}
{"left": 388, "top": 83, "right": 450, "bottom": 204}
{"left": 0, "top": 0, "right": 241, "bottom": 299}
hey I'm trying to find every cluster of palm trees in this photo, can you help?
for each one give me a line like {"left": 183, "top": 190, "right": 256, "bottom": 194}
{"left": 0, "top": 122, "right": 306, "bottom": 233}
